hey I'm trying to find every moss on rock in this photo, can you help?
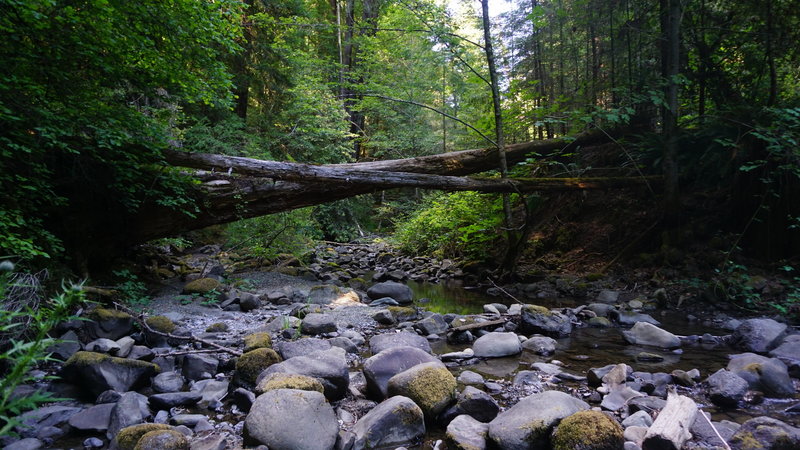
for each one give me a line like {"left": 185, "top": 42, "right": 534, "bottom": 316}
{"left": 551, "top": 410, "right": 624, "bottom": 450}
{"left": 255, "top": 373, "right": 324, "bottom": 395}
{"left": 114, "top": 424, "right": 172, "bottom": 450}
{"left": 89, "top": 307, "right": 132, "bottom": 321}
{"left": 235, "top": 348, "right": 282, "bottom": 384}
{"left": 134, "top": 429, "right": 189, "bottom": 450}
{"left": 523, "top": 304, "right": 551, "bottom": 315}
{"left": 145, "top": 315, "right": 176, "bottom": 333}
{"left": 388, "top": 306, "right": 418, "bottom": 322}
{"left": 183, "top": 277, "right": 220, "bottom": 294}
{"left": 389, "top": 363, "right": 456, "bottom": 418}
{"left": 205, "top": 322, "right": 229, "bottom": 333}
{"left": 65, "top": 351, "right": 160, "bottom": 372}
{"left": 243, "top": 332, "right": 272, "bottom": 352}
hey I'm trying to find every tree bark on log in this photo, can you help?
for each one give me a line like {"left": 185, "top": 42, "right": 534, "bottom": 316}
{"left": 642, "top": 391, "right": 698, "bottom": 450}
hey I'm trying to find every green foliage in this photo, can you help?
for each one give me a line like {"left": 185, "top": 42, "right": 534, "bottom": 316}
{"left": 312, "top": 197, "right": 375, "bottom": 242}
{"left": 225, "top": 208, "right": 321, "bottom": 261}
{"left": 0, "top": 0, "right": 244, "bottom": 261}
{"left": 394, "top": 191, "right": 507, "bottom": 261}
{"left": 0, "top": 265, "right": 87, "bottom": 437}
{"left": 112, "top": 270, "right": 150, "bottom": 308}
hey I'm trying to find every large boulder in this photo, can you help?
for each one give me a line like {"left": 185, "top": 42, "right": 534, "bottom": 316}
{"left": 300, "top": 313, "right": 337, "bottom": 335}
{"left": 488, "top": 390, "right": 589, "bottom": 450}
{"left": 61, "top": 352, "right": 159, "bottom": 397}
{"left": 706, "top": 369, "right": 749, "bottom": 408}
{"left": 519, "top": 305, "right": 572, "bottom": 338}
{"left": 369, "top": 331, "right": 431, "bottom": 354}
{"left": 181, "top": 353, "right": 219, "bottom": 381}
{"left": 728, "top": 416, "right": 800, "bottom": 450}
{"left": 367, "top": 281, "right": 413, "bottom": 304}
{"left": 235, "top": 348, "right": 282, "bottom": 385}
{"left": 245, "top": 389, "right": 338, "bottom": 450}
{"left": 113, "top": 423, "right": 172, "bottom": 450}
{"left": 472, "top": 332, "right": 521, "bottom": 358}
{"left": 84, "top": 307, "right": 133, "bottom": 340}
{"left": 415, "top": 314, "right": 449, "bottom": 335}
{"left": 351, "top": 396, "right": 425, "bottom": 450}
{"left": 727, "top": 353, "right": 795, "bottom": 397}
{"left": 363, "top": 346, "right": 440, "bottom": 400}
{"left": 387, "top": 361, "right": 457, "bottom": 419}
{"left": 551, "top": 410, "right": 624, "bottom": 450}
{"left": 257, "top": 347, "right": 349, "bottom": 401}
{"left": 731, "top": 318, "right": 787, "bottom": 353}
{"left": 521, "top": 335, "right": 557, "bottom": 356}
{"left": 441, "top": 386, "right": 500, "bottom": 424}
{"left": 621, "top": 322, "right": 681, "bottom": 349}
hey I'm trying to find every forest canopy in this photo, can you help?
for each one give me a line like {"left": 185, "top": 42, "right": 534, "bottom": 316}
{"left": 0, "top": 0, "right": 798, "bottom": 267}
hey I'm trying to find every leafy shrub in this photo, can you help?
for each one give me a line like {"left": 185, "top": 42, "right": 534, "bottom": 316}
{"left": 112, "top": 270, "right": 150, "bottom": 308}
{"left": 393, "top": 191, "right": 507, "bottom": 261}
{"left": 0, "top": 263, "right": 87, "bottom": 437}
{"left": 225, "top": 208, "right": 322, "bottom": 261}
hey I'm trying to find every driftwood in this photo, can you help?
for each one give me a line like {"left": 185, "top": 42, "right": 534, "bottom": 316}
{"left": 449, "top": 318, "right": 508, "bottom": 333}
{"left": 642, "top": 390, "right": 698, "bottom": 450}
{"left": 114, "top": 303, "right": 242, "bottom": 357}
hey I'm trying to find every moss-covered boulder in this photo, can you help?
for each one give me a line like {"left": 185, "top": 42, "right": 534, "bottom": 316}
{"left": 243, "top": 332, "right": 272, "bottom": 352}
{"left": 145, "top": 315, "right": 176, "bottom": 334}
{"left": 255, "top": 373, "right": 324, "bottom": 395}
{"left": 235, "top": 348, "right": 282, "bottom": 385}
{"left": 114, "top": 423, "right": 172, "bottom": 450}
{"left": 519, "top": 304, "right": 573, "bottom": 338}
{"left": 387, "top": 361, "right": 457, "bottom": 419}
{"left": 183, "top": 277, "right": 221, "bottom": 294}
{"left": 134, "top": 429, "right": 189, "bottom": 450}
{"left": 86, "top": 307, "right": 134, "bottom": 340}
{"left": 62, "top": 351, "right": 160, "bottom": 397}
{"left": 387, "top": 306, "right": 419, "bottom": 323}
{"left": 551, "top": 410, "right": 624, "bottom": 450}
{"left": 205, "top": 322, "right": 229, "bottom": 333}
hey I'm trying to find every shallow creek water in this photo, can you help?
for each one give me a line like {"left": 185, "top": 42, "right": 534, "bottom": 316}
{"left": 408, "top": 280, "right": 800, "bottom": 427}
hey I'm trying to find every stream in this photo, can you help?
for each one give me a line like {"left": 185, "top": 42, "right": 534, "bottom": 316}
{"left": 408, "top": 280, "right": 799, "bottom": 426}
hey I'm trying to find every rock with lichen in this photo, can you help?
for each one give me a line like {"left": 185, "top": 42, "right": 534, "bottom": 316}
{"left": 257, "top": 347, "right": 349, "bottom": 401}
{"left": 61, "top": 351, "right": 160, "bottom": 397}
{"left": 488, "top": 390, "right": 589, "bottom": 450}
{"left": 387, "top": 361, "right": 457, "bottom": 419}
{"left": 134, "top": 429, "right": 189, "bottom": 450}
{"left": 183, "top": 278, "right": 221, "bottom": 294}
{"left": 235, "top": 348, "right": 282, "bottom": 385}
{"left": 113, "top": 424, "right": 172, "bottom": 450}
{"left": 242, "top": 332, "right": 272, "bottom": 352}
{"left": 728, "top": 416, "right": 800, "bottom": 450}
{"left": 351, "top": 396, "right": 425, "bottom": 450}
{"left": 85, "top": 307, "right": 134, "bottom": 340}
{"left": 255, "top": 373, "right": 324, "bottom": 395}
{"left": 519, "top": 304, "right": 573, "bottom": 338}
{"left": 363, "top": 346, "right": 439, "bottom": 400}
{"left": 205, "top": 322, "right": 229, "bottom": 333}
{"left": 551, "top": 410, "right": 624, "bottom": 450}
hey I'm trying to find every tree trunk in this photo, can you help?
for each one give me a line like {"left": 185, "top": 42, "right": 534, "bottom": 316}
{"left": 661, "top": 0, "right": 682, "bottom": 224}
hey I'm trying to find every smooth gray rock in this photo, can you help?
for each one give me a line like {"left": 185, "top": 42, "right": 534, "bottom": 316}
{"left": 152, "top": 371, "right": 184, "bottom": 393}
{"left": 622, "top": 322, "right": 681, "bottom": 349}
{"left": 487, "top": 390, "right": 589, "bottom": 449}
{"left": 48, "top": 330, "right": 81, "bottom": 361}
{"left": 519, "top": 306, "right": 572, "bottom": 338}
{"left": 521, "top": 335, "right": 557, "bottom": 355}
{"left": 727, "top": 353, "right": 795, "bottom": 397}
{"left": 446, "top": 414, "right": 488, "bottom": 450}
{"left": 363, "top": 346, "right": 439, "bottom": 400}
{"left": 621, "top": 410, "right": 653, "bottom": 429}
{"left": 148, "top": 392, "right": 203, "bottom": 410}
{"left": 245, "top": 389, "right": 338, "bottom": 450}
{"left": 706, "top": 369, "right": 749, "bottom": 407}
{"left": 729, "top": 416, "right": 800, "bottom": 450}
{"left": 458, "top": 371, "right": 484, "bottom": 385}
{"left": 67, "top": 403, "right": 114, "bottom": 432}
{"left": 596, "top": 290, "right": 620, "bottom": 304}
{"left": 415, "top": 314, "right": 448, "bottom": 335}
{"left": 259, "top": 347, "right": 349, "bottom": 401}
{"left": 278, "top": 337, "right": 332, "bottom": 360}
{"left": 301, "top": 313, "right": 337, "bottom": 335}
{"left": 731, "top": 318, "right": 787, "bottom": 353}
{"left": 369, "top": 332, "right": 431, "bottom": 354}
{"left": 472, "top": 332, "right": 521, "bottom": 358}
{"left": 351, "top": 396, "right": 425, "bottom": 450}
{"left": 369, "top": 297, "right": 400, "bottom": 307}
{"left": 341, "top": 330, "right": 366, "bottom": 346}
{"left": 307, "top": 284, "right": 359, "bottom": 305}
{"left": 366, "top": 281, "right": 413, "bottom": 304}
{"left": 16, "top": 405, "right": 81, "bottom": 438}
{"left": 613, "top": 311, "right": 661, "bottom": 327}
{"left": 3, "top": 438, "right": 43, "bottom": 450}
{"left": 441, "top": 386, "right": 500, "bottom": 424}
{"left": 84, "top": 338, "right": 122, "bottom": 355}
{"left": 181, "top": 354, "right": 219, "bottom": 381}
{"left": 329, "top": 336, "right": 359, "bottom": 353}
{"left": 601, "top": 386, "right": 645, "bottom": 411}
{"left": 239, "top": 293, "right": 261, "bottom": 312}
{"left": 190, "top": 379, "right": 230, "bottom": 407}
{"left": 115, "top": 336, "right": 135, "bottom": 357}
{"left": 106, "top": 391, "right": 147, "bottom": 440}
